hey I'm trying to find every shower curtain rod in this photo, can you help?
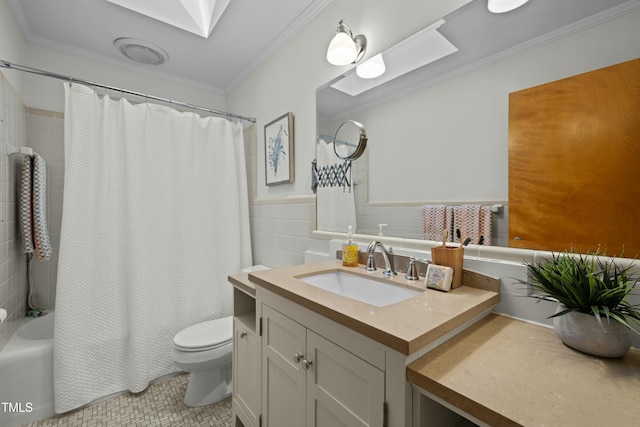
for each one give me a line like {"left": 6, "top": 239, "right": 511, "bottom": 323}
{"left": 0, "top": 59, "right": 256, "bottom": 123}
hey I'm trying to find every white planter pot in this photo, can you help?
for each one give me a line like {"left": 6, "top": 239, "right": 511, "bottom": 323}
{"left": 553, "top": 305, "right": 631, "bottom": 358}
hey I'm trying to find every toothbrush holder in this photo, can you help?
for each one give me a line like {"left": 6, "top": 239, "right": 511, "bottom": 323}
{"left": 430, "top": 246, "right": 464, "bottom": 289}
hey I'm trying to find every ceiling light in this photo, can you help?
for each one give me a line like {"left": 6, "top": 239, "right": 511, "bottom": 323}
{"left": 488, "top": 0, "right": 530, "bottom": 14}
{"left": 106, "top": 0, "right": 230, "bottom": 38}
{"left": 326, "top": 20, "right": 367, "bottom": 66}
{"left": 356, "top": 54, "right": 386, "bottom": 79}
{"left": 114, "top": 38, "right": 169, "bottom": 65}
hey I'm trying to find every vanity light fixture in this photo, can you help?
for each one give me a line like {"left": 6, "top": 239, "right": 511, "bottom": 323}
{"left": 488, "top": 0, "right": 530, "bottom": 14}
{"left": 356, "top": 53, "right": 386, "bottom": 79}
{"left": 326, "top": 20, "right": 367, "bottom": 66}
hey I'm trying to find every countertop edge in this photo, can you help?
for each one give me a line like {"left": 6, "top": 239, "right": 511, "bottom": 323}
{"left": 228, "top": 272, "right": 255, "bottom": 297}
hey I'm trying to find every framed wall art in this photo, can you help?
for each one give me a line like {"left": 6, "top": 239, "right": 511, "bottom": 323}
{"left": 264, "top": 112, "right": 294, "bottom": 185}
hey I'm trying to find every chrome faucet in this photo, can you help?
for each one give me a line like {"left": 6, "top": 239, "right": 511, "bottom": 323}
{"left": 365, "top": 241, "right": 397, "bottom": 276}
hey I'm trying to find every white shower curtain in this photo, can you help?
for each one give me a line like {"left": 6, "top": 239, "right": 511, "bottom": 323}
{"left": 54, "top": 84, "right": 252, "bottom": 413}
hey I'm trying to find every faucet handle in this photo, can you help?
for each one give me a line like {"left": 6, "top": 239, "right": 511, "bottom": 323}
{"left": 405, "top": 257, "right": 430, "bottom": 281}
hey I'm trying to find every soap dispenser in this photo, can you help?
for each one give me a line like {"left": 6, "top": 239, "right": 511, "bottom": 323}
{"left": 342, "top": 225, "right": 358, "bottom": 267}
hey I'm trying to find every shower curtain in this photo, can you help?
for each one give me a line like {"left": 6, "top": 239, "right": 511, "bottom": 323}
{"left": 315, "top": 138, "right": 357, "bottom": 233}
{"left": 54, "top": 84, "right": 252, "bottom": 413}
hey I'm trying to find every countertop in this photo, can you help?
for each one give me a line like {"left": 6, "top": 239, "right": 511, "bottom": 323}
{"left": 244, "top": 260, "right": 500, "bottom": 355}
{"left": 228, "top": 272, "right": 254, "bottom": 297}
{"left": 407, "top": 313, "right": 640, "bottom": 426}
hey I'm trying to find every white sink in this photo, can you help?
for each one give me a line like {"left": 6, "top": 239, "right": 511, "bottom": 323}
{"left": 299, "top": 270, "right": 422, "bottom": 307}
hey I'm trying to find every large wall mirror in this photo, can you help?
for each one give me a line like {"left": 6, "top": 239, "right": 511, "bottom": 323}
{"left": 316, "top": 0, "right": 640, "bottom": 251}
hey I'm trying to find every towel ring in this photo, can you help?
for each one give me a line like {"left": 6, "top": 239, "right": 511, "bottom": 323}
{"left": 333, "top": 120, "right": 367, "bottom": 161}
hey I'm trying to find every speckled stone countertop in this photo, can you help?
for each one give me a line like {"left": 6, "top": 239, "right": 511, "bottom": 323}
{"left": 407, "top": 313, "right": 640, "bottom": 426}
{"left": 241, "top": 260, "right": 500, "bottom": 355}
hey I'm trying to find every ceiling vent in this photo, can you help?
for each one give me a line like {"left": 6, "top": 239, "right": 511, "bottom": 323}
{"left": 114, "top": 38, "right": 169, "bottom": 65}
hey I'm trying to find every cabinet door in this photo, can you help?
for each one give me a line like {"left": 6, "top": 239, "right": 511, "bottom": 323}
{"left": 262, "top": 305, "right": 307, "bottom": 427}
{"left": 234, "top": 316, "right": 260, "bottom": 427}
{"left": 306, "top": 331, "right": 385, "bottom": 427}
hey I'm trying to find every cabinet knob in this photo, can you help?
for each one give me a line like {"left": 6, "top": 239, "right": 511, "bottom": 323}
{"left": 302, "top": 359, "right": 313, "bottom": 370}
{"left": 293, "top": 353, "right": 303, "bottom": 363}
{"left": 239, "top": 331, "right": 247, "bottom": 338}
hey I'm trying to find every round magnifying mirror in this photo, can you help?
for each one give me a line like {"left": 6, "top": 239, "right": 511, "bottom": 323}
{"left": 333, "top": 120, "right": 367, "bottom": 161}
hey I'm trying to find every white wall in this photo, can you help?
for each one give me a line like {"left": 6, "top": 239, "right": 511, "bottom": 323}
{"left": 21, "top": 45, "right": 226, "bottom": 114}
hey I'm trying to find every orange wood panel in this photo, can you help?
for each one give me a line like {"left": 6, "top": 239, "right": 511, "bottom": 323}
{"left": 509, "top": 58, "right": 640, "bottom": 257}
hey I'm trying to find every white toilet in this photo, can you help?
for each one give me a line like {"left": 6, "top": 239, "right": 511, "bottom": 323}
{"left": 171, "top": 265, "right": 270, "bottom": 407}
{"left": 172, "top": 316, "right": 233, "bottom": 407}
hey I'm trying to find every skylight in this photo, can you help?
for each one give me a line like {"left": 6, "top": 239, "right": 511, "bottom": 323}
{"left": 106, "top": 0, "right": 231, "bottom": 38}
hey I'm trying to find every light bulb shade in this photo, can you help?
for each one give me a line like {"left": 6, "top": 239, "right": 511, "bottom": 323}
{"left": 326, "top": 20, "right": 367, "bottom": 66}
{"left": 327, "top": 31, "right": 358, "bottom": 65}
{"left": 488, "top": 0, "right": 530, "bottom": 13}
{"left": 356, "top": 54, "right": 386, "bottom": 79}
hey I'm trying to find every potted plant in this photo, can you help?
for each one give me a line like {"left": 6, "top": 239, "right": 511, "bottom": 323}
{"left": 517, "top": 252, "right": 640, "bottom": 358}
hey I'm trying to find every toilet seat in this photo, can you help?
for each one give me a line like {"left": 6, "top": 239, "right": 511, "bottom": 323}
{"left": 173, "top": 316, "right": 232, "bottom": 352}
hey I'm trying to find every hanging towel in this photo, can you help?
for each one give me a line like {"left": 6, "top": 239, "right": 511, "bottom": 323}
{"left": 453, "top": 204, "right": 482, "bottom": 245}
{"left": 422, "top": 205, "right": 454, "bottom": 242}
{"left": 479, "top": 205, "right": 493, "bottom": 246}
{"left": 18, "top": 154, "right": 52, "bottom": 261}
{"left": 32, "top": 154, "right": 52, "bottom": 261}
{"left": 315, "top": 139, "right": 356, "bottom": 233}
{"left": 19, "top": 156, "right": 34, "bottom": 254}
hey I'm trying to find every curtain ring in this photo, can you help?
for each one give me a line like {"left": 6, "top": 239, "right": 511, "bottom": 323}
{"left": 69, "top": 76, "right": 72, "bottom": 87}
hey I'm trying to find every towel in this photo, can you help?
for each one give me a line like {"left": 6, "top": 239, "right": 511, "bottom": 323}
{"left": 479, "top": 205, "right": 493, "bottom": 246}
{"left": 315, "top": 139, "right": 356, "bottom": 233}
{"left": 454, "top": 204, "right": 491, "bottom": 246}
{"left": 19, "top": 156, "right": 34, "bottom": 254}
{"left": 18, "top": 154, "right": 52, "bottom": 261}
{"left": 422, "top": 205, "right": 454, "bottom": 242}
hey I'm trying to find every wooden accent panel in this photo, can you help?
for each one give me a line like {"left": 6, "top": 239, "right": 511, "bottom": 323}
{"left": 509, "top": 59, "right": 640, "bottom": 256}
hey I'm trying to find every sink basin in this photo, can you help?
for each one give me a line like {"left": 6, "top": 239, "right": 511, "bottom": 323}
{"left": 299, "top": 270, "right": 422, "bottom": 307}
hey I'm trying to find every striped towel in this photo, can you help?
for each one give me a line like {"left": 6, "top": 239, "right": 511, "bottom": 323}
{"left": 453, "top": 205, "right": 481, "bottom": 245}
{"left": 19, "top": 154, "right": 52, "bottom": 261}
{"left": 453, "top": 204, "right": 493, "bottom": 246}
{"left": 422, "top": 205, "right": 454, "bottom": 242}
{"left": 19, "top": 156, "right": 34, "bottom": 254}
{"left": 479, "top": 206, "right": 493, "bottom": 246}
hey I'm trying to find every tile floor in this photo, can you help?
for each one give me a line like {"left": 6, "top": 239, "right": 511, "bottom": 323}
{"left": 23, "top": 374, "right": 232, "bottom": 427}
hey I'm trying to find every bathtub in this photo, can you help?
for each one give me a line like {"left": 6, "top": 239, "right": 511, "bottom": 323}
{"left": 0, "top": 313, "right": 55, "bottom": 427}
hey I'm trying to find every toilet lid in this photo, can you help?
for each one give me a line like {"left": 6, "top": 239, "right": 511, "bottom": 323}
{"left": 173, "top": 316, "right": 233, "bottom": 350}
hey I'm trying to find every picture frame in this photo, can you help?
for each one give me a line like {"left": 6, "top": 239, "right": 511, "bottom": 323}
{"left": 264, "top": 112, "right": 294, "bottom": 185}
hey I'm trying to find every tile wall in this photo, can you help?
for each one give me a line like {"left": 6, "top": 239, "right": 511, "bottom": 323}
{"left": 250, "top": 199, "right": 326, "bottom": 268}
{"left": 0, "top": 72, "right": 63, "bottom": 351}
{"left": 0, "top": 72, "right": 27, "bottom": 350}
{"left": 25, "top": 108, "right": 64, "bottom": 309}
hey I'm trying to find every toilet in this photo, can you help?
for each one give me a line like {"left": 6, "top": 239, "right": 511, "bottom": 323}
{"left": 172, "top": 316, "right": 233, "bottom": 407}
{"left": 171, "top": 265, "right": 270, "bottom": 407}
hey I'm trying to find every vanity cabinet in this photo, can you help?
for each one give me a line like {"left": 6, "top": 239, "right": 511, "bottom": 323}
{"left": 232, "top": 283, "right": 261, "bottom": 427}
{"left": 234, "top": 314, "right": 260, "bottom": 427}
{"left": 261, "top": 304, "right": 385, "bottom": 427}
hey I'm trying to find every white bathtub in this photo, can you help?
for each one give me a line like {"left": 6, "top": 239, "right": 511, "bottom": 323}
{"left": 0, "top": 313, "right": 55, "bottom": 427}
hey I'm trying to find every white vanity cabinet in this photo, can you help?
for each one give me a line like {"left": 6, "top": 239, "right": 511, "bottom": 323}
{"left": 234, "top": 314, "right": 260, "bottom": 427}
{"left": 232, "top": 284, "right": 261, "bottom": 427}
{"left": 261, "top": 303, "right": 385, "bottom": 427}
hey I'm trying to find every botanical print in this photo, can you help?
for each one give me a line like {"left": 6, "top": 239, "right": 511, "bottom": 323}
{"left": 267, "top": 123, "right": 287, "bottom": 175}
{"left": 264, "top": 113, "right": 294, "bottom": 185}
